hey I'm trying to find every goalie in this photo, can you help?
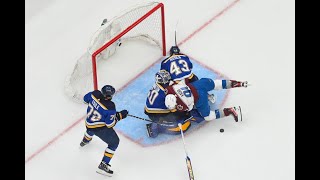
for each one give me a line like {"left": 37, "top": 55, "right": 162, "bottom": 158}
{"left": 144, "top": 70, "right": 192, "bottom": 138}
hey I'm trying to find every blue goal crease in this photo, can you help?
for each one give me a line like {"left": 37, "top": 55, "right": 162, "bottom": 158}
{"left": 112, "top": 61, "right": 228, "bottom": 146}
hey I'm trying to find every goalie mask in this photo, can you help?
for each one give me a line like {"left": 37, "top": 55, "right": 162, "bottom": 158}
{"left": 155, "top": 70, "right": 171, "bottom": 84}
{"left": 101, "top": 85, "right": 115, "bottom": 99}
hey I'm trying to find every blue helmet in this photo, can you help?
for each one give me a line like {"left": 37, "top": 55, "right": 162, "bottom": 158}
{"left": 101, "top": 85, "right": 115, "bottom": 99}
{"left": 169, "top": 46, "right": 180, "bottom": 55}
{"left": 155, "top": 70, "right": 171, "bottom": 84}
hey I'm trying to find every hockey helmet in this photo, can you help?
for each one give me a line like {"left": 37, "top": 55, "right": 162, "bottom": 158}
{"left": 169, "top": 46, "right": 180, "bottom": 55}
{"left": 155, "top": 70, "right": 171, "bottom": 84}
{"left": 101, "top": 85, "right": 115, "bottom": 99}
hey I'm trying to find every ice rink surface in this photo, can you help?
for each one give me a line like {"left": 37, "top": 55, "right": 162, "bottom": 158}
{"left": 26, "top": 0, "right": 295, "bottom": 179}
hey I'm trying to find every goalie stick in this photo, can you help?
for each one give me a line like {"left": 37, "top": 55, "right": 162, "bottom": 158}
{"left": 178, "top": 123, "right": 195, "bottom": 180}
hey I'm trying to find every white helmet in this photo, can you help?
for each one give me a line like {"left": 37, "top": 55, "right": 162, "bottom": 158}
{"left": 165, "top": 94, "right": 177, "bottom": 109}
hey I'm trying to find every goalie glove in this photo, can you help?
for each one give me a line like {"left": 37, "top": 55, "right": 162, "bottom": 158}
{"left": 230, "top": 80, "right": 248, "bottom": 88}
{"left": 116, "top": 110, "right": 128, "bottom": 120}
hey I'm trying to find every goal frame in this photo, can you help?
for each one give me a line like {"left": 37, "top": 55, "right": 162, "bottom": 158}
{"left": 91, "top": 2, "right": 166, "bottom": 90}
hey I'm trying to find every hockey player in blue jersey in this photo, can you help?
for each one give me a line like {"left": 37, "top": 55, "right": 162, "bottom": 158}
{"left": 144, "top": 70, "right": 192, "bottom": 138}
{"left": 160, "top": 45, "right": 216, "bottom": 104}
{"left": 160, "top": 45, "right": 199, "bottom": 83}
{"left": 79, "top": 85, "right": 128, "bottom": 176}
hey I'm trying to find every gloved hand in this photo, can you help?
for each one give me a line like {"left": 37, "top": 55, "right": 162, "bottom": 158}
{"left": 116, "top": 110, "right": 128, "bottom": 120}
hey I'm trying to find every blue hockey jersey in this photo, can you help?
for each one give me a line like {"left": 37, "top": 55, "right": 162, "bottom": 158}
{"left": 145, "top": 83, "right": 172, "bottom": 114}
{"left": 160, "top": 54, "right": 193, "bottom": 81}
{"left": 83, "top": 90, "right": 118, "bottom": 129}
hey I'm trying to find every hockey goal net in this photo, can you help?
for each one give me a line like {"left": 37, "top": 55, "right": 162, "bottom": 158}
{"left": 64, "top": 1, "right": 166, "bottom": 103}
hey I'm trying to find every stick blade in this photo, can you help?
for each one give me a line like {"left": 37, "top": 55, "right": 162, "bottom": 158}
{"left": 186, "top": 156, "right": 195, "bottom": 180}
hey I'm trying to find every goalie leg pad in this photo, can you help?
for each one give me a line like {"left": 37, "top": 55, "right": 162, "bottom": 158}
{"left": 146, "top": 123, "right": 159, "bottom": 138}
{"left": 162, "top": 120, "right": 191, "bottom": 135}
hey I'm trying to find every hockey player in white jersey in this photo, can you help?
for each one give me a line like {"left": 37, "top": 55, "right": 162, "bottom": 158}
{"left": 165, "top": 78, "right": 249, "bottom": 123}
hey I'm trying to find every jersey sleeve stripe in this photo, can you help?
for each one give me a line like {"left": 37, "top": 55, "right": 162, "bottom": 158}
{"left": 145, "top": 107, "right": 172, "bottom": 113}
{"left": 85, "top": 123, "right": 106, "bottom": 128}
{"left": 91, "top": 95, "right": 108, "bottom": 110}
{"left": 106, "top": 119, "right": 116, "bottom": 128}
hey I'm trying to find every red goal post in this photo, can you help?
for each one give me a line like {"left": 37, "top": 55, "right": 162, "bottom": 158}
{"left": 65, "top": 2, "right": 166, "bottom": 103}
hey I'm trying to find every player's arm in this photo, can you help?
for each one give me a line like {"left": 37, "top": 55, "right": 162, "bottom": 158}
{"left": 83, "top": 92, "right": 92, "bottom": 104}
{"left": 187, "top": 73, "right": 199, "bottom": 83}
{"left": 102, "top": 101, "right": 128, "bottom": 128}
{"left": 160, "top": 56, "right": 170, "bottom": 70}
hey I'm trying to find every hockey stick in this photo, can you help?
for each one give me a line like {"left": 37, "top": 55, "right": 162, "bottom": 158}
{"left": 178, "top": 123, "right": 195, "bottom": 180}
{"left": 174, "top": 20, "right": 179, "bottom": 46}
{"left": 127, "top": 114, "right": 177, "bottom": 127}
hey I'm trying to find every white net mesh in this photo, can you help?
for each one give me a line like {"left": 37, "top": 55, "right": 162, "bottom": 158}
{"left": 64, "top": 2, "right": 164, "bottom": 103}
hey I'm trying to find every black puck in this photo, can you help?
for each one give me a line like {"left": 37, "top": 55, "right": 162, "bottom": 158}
{"left": 220, "top": 129, "right": 224, "bottom": 133}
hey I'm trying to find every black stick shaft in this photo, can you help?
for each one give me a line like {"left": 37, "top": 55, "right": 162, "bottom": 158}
{"left": 127, "top": 114, "right": 176, "bottom": 127}
{"left": 128, "top": 114, "right": 153, "bottom": 123}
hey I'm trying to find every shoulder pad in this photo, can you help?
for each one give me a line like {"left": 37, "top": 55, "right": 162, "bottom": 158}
{"left": 92, "top": 90, "right": 104, "bottom": 99}
{"left": 99, "top": 99, "right": 116, "bottom": 110}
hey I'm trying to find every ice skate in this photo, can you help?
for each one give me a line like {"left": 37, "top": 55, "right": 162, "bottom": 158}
{"left": 79, "top": 136, "right": 91, "bottom": 147}
{"left": 223, "top": 106, "right": 242, "bottom": 122}
{"left": 96, "top": 161, "right": 113, "bottom": 176}
{"left": 80, "top": 140, "right": 88, "bottom": 147}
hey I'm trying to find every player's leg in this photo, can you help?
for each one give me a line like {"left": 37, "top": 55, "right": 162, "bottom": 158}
{"left": 191, "top": 78, "right": 215, "bottom": 92}
{"left": 145, "top": 113, "right": 162, "bottom": 138}
{"left": 198, "top": 106, "right": 242, "bottom": 122}
{"left": 190, "top": 78, "right": 216, "bottom": 104}
{"left": 149, "top": 113, "right": 192, "bottom": 137}
{"left": 146, "top": 122, "right": 159, "bottom": 138}
{"left": 189, "top": 109, "right": 205, "bottom": 123}
{"left": 193, "top": 90, "right": 238, "bottom": 121}
{"left": 94, "top": 127, "right": 120, "bottom": 176}
{"left": 80, "top": 129, "right": 94, "bottom": 147}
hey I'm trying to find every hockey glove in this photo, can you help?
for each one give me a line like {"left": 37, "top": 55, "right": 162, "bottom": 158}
{"left": 116, "top": 110, "right": 128, "bottom": 120}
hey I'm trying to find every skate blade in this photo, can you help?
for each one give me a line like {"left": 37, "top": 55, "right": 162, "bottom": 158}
{"left": 96, "top": 169, "right": 113, "bottom": 177}
{"left": 238, "top": 106, "right": 242, "bottom": 121}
